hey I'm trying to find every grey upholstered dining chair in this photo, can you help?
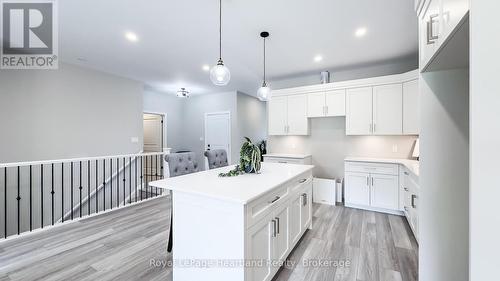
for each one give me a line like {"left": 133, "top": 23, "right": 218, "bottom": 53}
{"left": 204, "top": 149, "right": 229, "bottom": 169}
{"left": 164, "top": 152, "right": 199, "bottom": 252}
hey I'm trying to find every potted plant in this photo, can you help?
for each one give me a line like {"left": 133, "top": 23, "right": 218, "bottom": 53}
{"left": 219, "top": 137, "right": 261, "bottom": 177}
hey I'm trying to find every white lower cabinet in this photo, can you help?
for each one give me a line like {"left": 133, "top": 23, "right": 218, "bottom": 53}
{"left": 247, "top": 172, "right": 313, "bottom": 281}
{"left": 401, "top": 167, "right": 419, "bottom": 241}
{"left": 344, "top": 161, "right": 400, "bottom": 214}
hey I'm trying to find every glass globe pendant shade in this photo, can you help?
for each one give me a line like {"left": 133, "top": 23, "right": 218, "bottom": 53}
{"left": 257, "top": 82, "right": 271, "bottom": 101}
{"left": 210, "top": 60, "right": 231, "bottom": 86}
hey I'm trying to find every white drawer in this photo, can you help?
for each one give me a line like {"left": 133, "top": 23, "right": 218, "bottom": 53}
{"left": 290, "top": 175, "right": 312, "bottom": 194}
{"left": 246, "top": 184, "right": 289, "bottom": 228}
{"left": 264, "top": 157, "right": 303, "bottom": 165}
{"left": 345, "top": 161, "right": 399, "bottom": 176}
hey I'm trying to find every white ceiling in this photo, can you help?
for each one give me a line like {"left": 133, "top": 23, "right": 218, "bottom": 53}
{"left": 59, "top": 0, "right": 418, "bottom": 96}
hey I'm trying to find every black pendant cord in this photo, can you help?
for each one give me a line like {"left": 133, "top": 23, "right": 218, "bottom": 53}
{"left": 218, "top": 0, "right": 222, "bottom": 61}
{"left": 263, "top": 37, "right": 266, "bottom": 85}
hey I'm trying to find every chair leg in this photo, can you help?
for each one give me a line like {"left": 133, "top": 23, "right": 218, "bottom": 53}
{"left": 167, "top": 191, "right": 173, "bottom": 253}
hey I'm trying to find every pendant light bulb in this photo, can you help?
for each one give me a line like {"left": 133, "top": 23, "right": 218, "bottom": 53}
{"left": 210, "top": 0, "right": 230, "bottom": 86}
{"left": 258, "top": 31, "right": 271, "bottom": 101}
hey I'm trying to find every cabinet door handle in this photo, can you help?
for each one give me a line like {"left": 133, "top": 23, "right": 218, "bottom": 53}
{"left": 373, "top": 123, "right": 376, "bottom": 133}
{"left": 325, "top": 106, "right": 328, "bottom": 115}
{"left": 272, "top": 219, "right": 277, "bottom": 237}
{"left": 301, "top": 193, "right": 307, "bottom": 206}
{"left": 371, "top": 177, "right": 374, "bottom": 186}
{"left": 369, "top": 123, "right": 372, "bottom": 133}
{"left": 366, "top": 176, "right": 370, "bottom": 186}
{"left": 411, "top": 195, "right": 417, "bottom": 208}
{"left": 404, "top": 171, "right": 409, "bottom": 176}
{"left": 275, "top": 217, "right": 280, "bottom": 234}
{"left": 269, "top": 196, "right": 280, "bottom": 204}
{"left": 299, "top": 178, "right": 307, "bottom": 183}
{"left": 427, "top": 14, "right": 439, "bottom": 44}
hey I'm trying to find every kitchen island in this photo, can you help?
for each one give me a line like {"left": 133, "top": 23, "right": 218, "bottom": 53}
{"left": 149, "top": 162, "right": 314, "bottom": 281}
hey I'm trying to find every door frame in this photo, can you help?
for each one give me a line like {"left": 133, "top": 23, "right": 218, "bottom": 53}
{"left": 204, "top": 111, "right": 231, "bottom": 165}
{"left": 143, "top": 111, "right": 168, "bottom": 152}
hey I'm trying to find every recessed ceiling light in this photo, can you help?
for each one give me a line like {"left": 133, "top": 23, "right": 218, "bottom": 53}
{"left": 314, "top": 55, "right": 323, "bottom": 62}
{"left": 202, "top": 65, "right": 210, "bottom": 71}
{"left": 355, "top": 27, "right": 367, "bottom": 38}
{"left": 125, "top": 31, "right": 139, "bottom": 42}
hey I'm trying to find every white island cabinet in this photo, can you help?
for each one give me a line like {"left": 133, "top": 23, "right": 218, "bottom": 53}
{"left": 149, "top": 162, "right": 314, "bottom": 281}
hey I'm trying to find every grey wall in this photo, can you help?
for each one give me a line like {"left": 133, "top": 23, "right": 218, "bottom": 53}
{"left": 419, "top": 69, "right": 469, "bottom": 281}
{"left": 0, "top": 63, "right": 144, "bottom": 163}
{"left": 236, "top": 91, "right": 268, "bottom": 151}
{"left": 470, "top": 1, "right": 500, "bottom": 279}
{"left": 179, "top": 91, "right": 238, "bottom": 169}
{"left": 270, "top": 56, "right": 418, "bottom": 89}
{"left": 268, "top": 118, "right": 417, "bottom": 179}
{"left": 143, "top": 90, "right": 185, "bottom": 152}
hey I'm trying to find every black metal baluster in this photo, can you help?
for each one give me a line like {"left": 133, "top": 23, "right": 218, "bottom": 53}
{"left": 61, "top": 163, "right": 64, "bottom": 223}
{"left": 135, "top": 156, "right": 138, "bottom": 203}
{"left": 88, "top": 160, "right": 90, "bottom": 216}
{"left": 122, "top": 157, "right": 126, "bottom": 206}
{"left": 17, "top": 166, "right": 20, "bottom": 235}
{"left": 79, "top": 161, "right": 82, "bottom": 218}
{"left": 145, "top": 156, "right": 149, "bottom": 199}
{"left": 41, "top": 164, "right": 44, "bottom": 228}
{"left": 103, "top": 159, "right": 106, "bottom": 211}
{"left": 4, "top": 168, "right": 7, "bottom": 238}
{"left": 29, "top": 165, "right": 32, "bottom": 231}
{"left": 110, "top": 159, "right": 113, "bottom": 210}
{"left": 116, "top": 158, "right": 119, "bottom": 208}
{"left": 129, "top": 157, "right": 132, "bottom": 204}
{"left": 140, "top": 157, "right": 143, "bottom": 201}
{"left": 70, "top": 162, "right": 73, "bottom": 220}
{"left": 95, "top": 160, "right": 98, "bottom": 214}
{"left": 51, "top": 164, "right": 54, "bottom": 225}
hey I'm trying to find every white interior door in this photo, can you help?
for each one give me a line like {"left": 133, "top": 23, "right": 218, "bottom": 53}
{"left": 205, "top": 112, "right": 231, "bottom": 164}
{"left": 143, "top": 113, "right": 163, "bottom": 152}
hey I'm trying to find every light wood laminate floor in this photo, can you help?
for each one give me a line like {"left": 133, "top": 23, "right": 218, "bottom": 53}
{"left": 0, "top": 196, "right": 418, "bottom": 281}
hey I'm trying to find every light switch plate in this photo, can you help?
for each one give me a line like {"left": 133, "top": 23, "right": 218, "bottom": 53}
{"left": 131, "top": 137, "right": 139, "bottom": 143}
{"left": 392, "top": 145, "right": 398, "bottom": 153}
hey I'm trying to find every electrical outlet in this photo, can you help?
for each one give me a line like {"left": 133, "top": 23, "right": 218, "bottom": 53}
{"left": 392, "top": 145, "right": 398, "bottom": 153}
{"left": 131, "top": 137, "right": 139, "bottom": 143}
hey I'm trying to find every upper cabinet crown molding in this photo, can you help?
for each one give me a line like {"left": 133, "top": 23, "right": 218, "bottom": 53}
{"left": 270, "top": 70, "right": 418, "bottom": 97}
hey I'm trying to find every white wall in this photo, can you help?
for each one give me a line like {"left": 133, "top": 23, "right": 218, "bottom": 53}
{"left": 236, "top": 91, "right": 267, "bottom": 150}
{"left": 470, "top": 1, "right": 500, "bottom": 280}
{"left": 0, "top": 63, "right": 144, "bottom": 163}
{"left": 268, "top": 118, "right": 417, "bottom": 179}
{"left": 419, "top": 69, "right": 469, "bottom": 281}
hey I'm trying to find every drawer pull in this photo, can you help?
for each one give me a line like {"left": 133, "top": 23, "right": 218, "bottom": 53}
{"left": 278, "top": 161, "right": 288, "bottom": 164}
{"left": 301, "top": 193, "right": 307, "bottom": 206}
{"left": 404, "top": 187, "right": 409, "bottom": 191}
{"left": 275, "top": 217, "right": 280, "bottom": 234}
{"left": 272, "top": 219, "right": 277, "bottom": 237}
{"left": 427, "top": 14, "right": 439, "bottom": 44}
{"left": 411, "top": 195, "right": 417, "bottom": 209}
{"left": 298, "top": 178, "right": 307, "bottom": 183}
{"left": 268, "top": 196, "right": 280, "bottom": 204}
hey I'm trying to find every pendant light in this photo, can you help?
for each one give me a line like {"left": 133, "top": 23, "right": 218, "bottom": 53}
{"left": 210, "top": 0, "right": 230, "bottom": 86}
{"left": 257, "top": 31, "right": 270, "bottom": 101}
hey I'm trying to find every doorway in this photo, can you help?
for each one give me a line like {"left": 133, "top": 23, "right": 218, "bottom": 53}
{"left": 204, "top": 111, "right": 231, "bottom": 165}
{"left": 143, "top": 113, "right": 164, "bottom": 152}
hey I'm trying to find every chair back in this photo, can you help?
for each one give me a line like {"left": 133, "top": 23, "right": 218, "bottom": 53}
{"left": 165, "top": 152, "right": 199, "bottom": 177}
{"left": 204, "top": 149, "right": 229, "bottom": 169}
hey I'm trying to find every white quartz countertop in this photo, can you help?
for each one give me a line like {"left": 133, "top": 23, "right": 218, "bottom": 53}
{"left": 149, "top": 162, "right": 314, "bottom": 204}
{"left": 345, "top": 157, "right": 419, "bottom": 177}
{"left": 263, "top": 153, "right": 312, "bottom": 159}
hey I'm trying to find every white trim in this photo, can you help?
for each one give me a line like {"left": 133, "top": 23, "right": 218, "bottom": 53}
{"left": 271, "top": 69, "right": 419, "bottom": 97}
{"left": 143, "top": 111, "right": 168, "bottom": 152}
{"left": 204, "top": 111, "right": 232, "bottom": 168}
{"left": 0, "top": 152, "right": 167, "bottom": 168}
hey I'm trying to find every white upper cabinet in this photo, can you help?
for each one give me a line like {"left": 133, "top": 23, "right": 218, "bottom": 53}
{"left": 268, "top": 96, "right": 287, "bottom": 135}
{"left": 268, "top": 95, "right": 308, "bottom": 136}
{"left": 307, "top": 90, "right": 346, "bottom": 118}
{"left": 403, "top": 79, "right": 420, "bottom": 135}
{"left": 307, "top": 92, "right": 326, "bottom": 118}
{"left": 373, "top": 84, "right": 403, "bottom": 135}
{"left": 418, "top": 0, "right": 469, "bottom": 71}
{"left": 346, "top": 87, "right": 373, "bottom": 135}
{"left": 287, "top": 94, "right": 309, "bottom": 135}
{"left": 325, "top": 90, "right": 346, "bottom": 116}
